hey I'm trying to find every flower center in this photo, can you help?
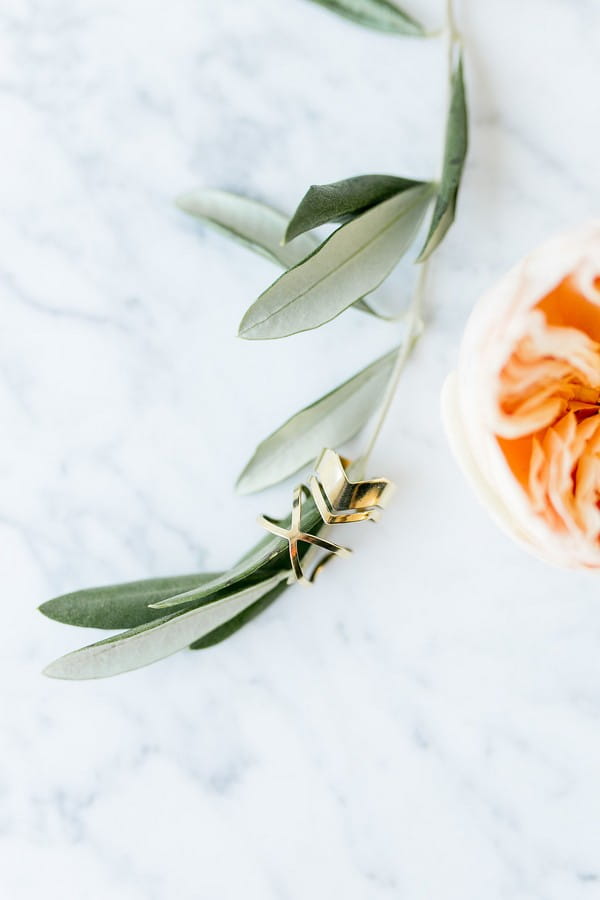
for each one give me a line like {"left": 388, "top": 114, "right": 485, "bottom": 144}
{"left": 495, "top": 274, "right": 600, "bottom": 541}
{"left": 568, "top": 384, "right": 600, "bottom": 406}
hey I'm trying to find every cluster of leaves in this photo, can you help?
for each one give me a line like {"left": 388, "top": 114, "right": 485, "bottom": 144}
{"left": 40, "top": 0, "right": 467, "bottom": 680}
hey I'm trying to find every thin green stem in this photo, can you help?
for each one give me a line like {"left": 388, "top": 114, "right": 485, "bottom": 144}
{"left": 357, "top": 0, "right": 460, "bottom": 470}
{"left": 359, "top": 260, "right": 428, "bottom": 471}
{"left": 446, "top": 0, "right": 458, "bottom": 42}
{"left": 445, "top": 0, "right": 462, "bottom": 81}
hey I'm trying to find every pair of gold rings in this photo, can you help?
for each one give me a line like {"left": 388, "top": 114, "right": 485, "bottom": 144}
{"left": 258, "top": 449, "right": 395, "bottom": 585}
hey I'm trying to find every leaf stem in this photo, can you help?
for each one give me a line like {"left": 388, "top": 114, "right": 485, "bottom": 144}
{"left": 356, "top": 0, "right": 461, "bottom": 472}
{"left": 446, "top": 0, "right": 458, "bottom": 41}
{"left": 358, "top": 260, "right": 428, "bottom": 472}
{"left": 445, "top": 0, "right": 462, "bottom": 80}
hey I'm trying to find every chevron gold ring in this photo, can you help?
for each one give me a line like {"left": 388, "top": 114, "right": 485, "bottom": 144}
{"left": 258, "top": 449, "right": 395, "bottom": 585}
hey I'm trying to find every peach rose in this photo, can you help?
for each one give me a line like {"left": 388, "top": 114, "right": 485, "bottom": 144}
{"left": 443, "top": 222, "right": 600, "bottom": 568}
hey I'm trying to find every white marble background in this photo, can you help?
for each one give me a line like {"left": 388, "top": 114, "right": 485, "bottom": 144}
{"left": 2, "top": 0, "right": 600, "bottom": 897}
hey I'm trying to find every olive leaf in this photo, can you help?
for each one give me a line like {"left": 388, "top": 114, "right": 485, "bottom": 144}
{"left": 176, "top": 188, "right": 318, "bottom": 268}
{"left": 285, "top": 174, "right": 426, "bottom": 242}
{"left": 177, "top": 188, "right": 385, "bottom": 319}
{"left": 237, "top": 347, "right": 398, "bottom": 494}
{"left": 305, "top": 0, "right": 424, "bottom": 36}
{"left": 189, "top": 581, "right": 288, "bottom": 650}
{"left": 39, "top": 572, "right": 221, "bottom": 629}
{"left": 43, "top": 572, "right": 290, "bottom": 680}
{"left": 149, "top": 497, "right": 323, "bottom": 610}
{"left": 353, "top": 298, "right": 391, "bottom": 318}
{"left": 238, "top": 183, "right": 433, "bottom": 340}
{"left": 417, "top": 53, "right": 468, "bottom": 261}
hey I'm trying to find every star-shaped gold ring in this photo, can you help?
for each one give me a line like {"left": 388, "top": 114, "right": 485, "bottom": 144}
{"left": 257, "top": 483, "right": 352, "bottom": 585}
{"left": 258, "top": 449, "right": 395, "bottom": 585}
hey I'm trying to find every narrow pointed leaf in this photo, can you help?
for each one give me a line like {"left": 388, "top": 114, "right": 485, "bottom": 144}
{"left": 306, "top": 0, "right": 424, "bottom": 35}
{"left": 178, "top": 188, "right": 384, "bottom": 319}
{"left": 237, "top": 347, "right": 398, "bottom": 494}
{"left": 285, "top": 174, "right": 425, "bottom": 242}
{"left": 353, "top": 297, "right": 393, "bottom": 319}
{"left": 177, "top": 188, "right": 318, "bottom": 268}
{"left": 39, "top": 572, "right": 221, "bottom": 630}
{"left": 417, "top": 54, "right": 468, "bottom": 261}
{"left": 43, "top": 572, "right": 289, "bottom": 680}
{"left": 189, "top": 582, "right": 288, "bottom": 649}
{"left": 149, "top": 498, "right": 323, "bottom": 610}
{"left": 239, "top": 183, "right": 433, "bottom": 340}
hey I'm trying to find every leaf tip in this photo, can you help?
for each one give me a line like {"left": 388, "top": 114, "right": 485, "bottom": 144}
{"left": 174, "top": 191, "right": 193, "bottom": 213}
{"left": 42, "top": 657, "right": 71, "bottom": 680}
{"left": 236, "top": 315, "right": 247, "bottom": 338}
{"left": 38, "top": 597, "right": 68, "bottom": 625}
{"left": 415, "top": 245, "right": 432, "bottom": 264}
{"left": 283, "top": 222, "right": 300, "bottom": 244}
{"left": 237, "top": 316, "right": 259, "bottom": 340}
{"left": 234, "top": 471, "right": 253, "bottom": 495}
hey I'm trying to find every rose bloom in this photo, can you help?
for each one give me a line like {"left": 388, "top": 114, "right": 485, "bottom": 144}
{"left": 443, "top": 222, "right": 600, "bottom": 568}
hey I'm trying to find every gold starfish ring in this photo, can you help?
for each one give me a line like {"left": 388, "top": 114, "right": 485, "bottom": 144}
{"left": 257, "top": 483, "right": 352, "bottom": 585}
{"left": 258, "top": 449, "right": 395, "bottom": 585}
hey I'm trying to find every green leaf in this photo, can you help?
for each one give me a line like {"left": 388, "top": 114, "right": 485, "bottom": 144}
{"left": 189, "top": 582, "right": 288, "bottom": 649}
{"left": 39, "top": 572, "right": 221, "bottom": 629}
{"left": 417, "top": 53, "right": 468, "bottom": 261}
{"left": 236, "top": 347, "right": 398, "bottom": 494}
{"left": 353, "top": 298, "right": 390, "bottom": 318}
{"left": 285, "top": 174, "right": 425, "bottom": 242}
{"left": 177, "top": 188, "right": 318, "bottom": 268}
{"left": 177, "top": 187, "right": 385, "bottom": 320}
{"left": 149, "top": 497, "right": 323, "bottom": 610}
{"left": 43, "top": 572, "right": 290, "bottom": 680}
{"left": 305, "top": 0, "right": 424, "bottom": 35}
{"left": 238, "top": 183, "right": 433, "bottom": 340}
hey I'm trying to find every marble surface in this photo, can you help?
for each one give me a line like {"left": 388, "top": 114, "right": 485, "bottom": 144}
{"left": 2, "top": 0, "right": 600, "bottom": 896}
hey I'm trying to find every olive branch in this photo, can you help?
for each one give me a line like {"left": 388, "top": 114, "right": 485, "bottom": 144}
{"left": 40, "top": 0, "right": 468, "bottom": 679}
